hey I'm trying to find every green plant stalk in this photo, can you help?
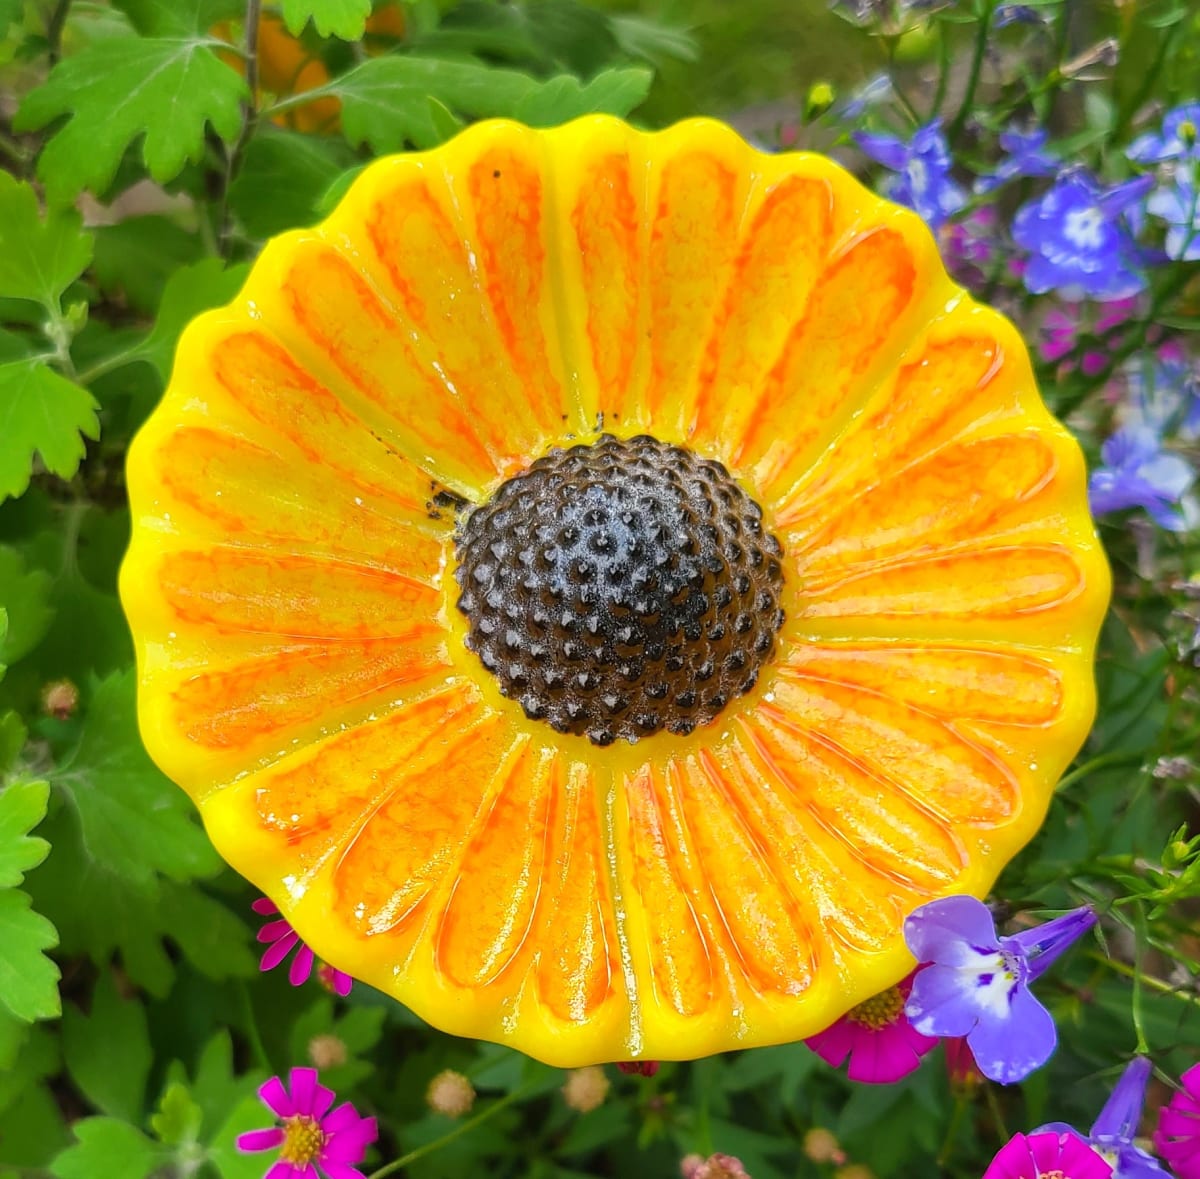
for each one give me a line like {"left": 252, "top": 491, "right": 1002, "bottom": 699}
{"left": 949, "top": 0, "right": 998, "bottom": 143}
{"left": 365, "top": 1084, "right": 535, "bottom": 1179}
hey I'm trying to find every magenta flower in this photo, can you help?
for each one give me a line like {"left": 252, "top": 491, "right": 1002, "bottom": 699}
{"left": 1039, "top": 297, "right": 1139, "bottom": 376}
{"left": 983, "top": 1131, "right": 1113, "bottom": 1179}
{"left": 237, "top": 1067, "right": 377, "bottom": 1179}
{"left": 253, "top": 898, "right": 353, "bottom": 996}
{"left": 903, "top": 897, "right": 1096, "bottom": 1084}
{"left": 805, "top": 972, "right": 937, "bottom": 1084}
{"left": 1154, "top": 1063, "right": 1200, "bottom": 1179}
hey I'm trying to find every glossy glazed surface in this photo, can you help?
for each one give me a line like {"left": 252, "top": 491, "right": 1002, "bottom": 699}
{"left": 120, "top": 117, "right": 1110, "bottom": 1066}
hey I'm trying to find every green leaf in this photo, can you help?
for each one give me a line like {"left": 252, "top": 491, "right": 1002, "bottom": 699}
{"left": 92, "top": 216, "right": 204, "bottom": 316}
{"left": 0, "top": 359, "right": 99, "bottom": 503}
{"left": 0, "top": 887, "right": 60, "bottom": 1022}
{"left": 512, "top": 67, "right": 653, "bottom": 126}
{"left": 0, "top": 0, "right": 21, "bottom": 37}
{"left": 0, "top": 547, "right": 54, "bottom": 667}
{"left": 52, "top": 670, "right": 220, "bottom": 886}
{"left": 116, "top": 0, "right": 243, "bottom": 37}
{"left": 49, "top": 1118, "right": 162, "bottom": 1179}
{"left": 229, "top": 128, "right": 353, "bottom": 237}
{"left": 0, "top": 779, "right": 50, "bottom": 889}
{"left": 0, "top": 1082, "right": 69, "bottom": 1168}
{"left": 28, "top": 810, "right": 255, "bottom": 997}
{"left": 0, "top": 714, "right": 26, "bottom": 777}
{"left": 280, "top": 0, "right": 371, "bottom": 39}
{"left": 62, "top": 971, "right": 152, "bottom": 1122}
{"left": 0, "top": 174, "right": 94, "bottom": 308}
{"left": 150, "top": 1082, "right": 203, "bottom": 1148}
{"left": 335, "top": 56, "right": 649, "bottom": 155}
{"left": 15, "top": 34, "right": 247, "bottom": 204}
{"left": 136, "top": 259, "right": 250, "bottom": 380}
{"left": 207, "top": 1094, "right": 279, "bottom": 1179}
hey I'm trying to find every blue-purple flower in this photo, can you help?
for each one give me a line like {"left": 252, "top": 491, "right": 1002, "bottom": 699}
{"left": 975, "top": 127, "right": 1061, "bottom": 193}
{"left": 1088, "top": 426, "right": 1196, "bottom": 531}
{"left": 1146, "top": 175, "right": 1200, "bottom": 261}
{"left": 854, "top": 119, "right": 968, "bottom": 229}
{"left": 994, "top": 4, "right": 1047, "bottom": 26}
{"left": 1128, "top": 102, "right": 1200, "bottom": 166}
{"left": 902, "top": 897, "right": 1096, "bottom": 1084}
{"left": 1013, "top": 171, "right": 1152, "bottom": 300}
{"left": 1125, "top": 352, "right": 1200, "bottom": 440}
{"left": 1039, "top": 1058, "right": 1169, "bottom": 1178}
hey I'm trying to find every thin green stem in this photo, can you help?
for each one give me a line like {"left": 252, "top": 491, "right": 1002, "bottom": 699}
{"left": 216, "top": 0, "right": 262, "bottom": 257}
{"left": 0, "top": 127, "right": 30, "bottom": 167}
{"left": 45, "top": 0, "right": 72, "bottom": 65}
{"left": 1055, "top": 751, "right": 1147, "bottom": 794}
{"left": 1086, "top": 951, "right": 1200, "bottom": 1007}
{"left": 983, "top": 1083, "right": 1010, "bottom": 1144}
{"left": 366, "top": 1084, "right": 533, "bottom": 1179}
{"left": 76, "top": 346, "right": 143, "bottom": 387}
{"left": 949, "top": 0, "right": 997, "bottom": 143}
{"left": 237, "top": 981, "right": 273, "bottom": 1073}
{"left": 1130, "top": 908, "right": 1151, "bottom": 1055}
{"left": 931, "top": 21, "right": 951, "bottom": 118}
{"left": 260, "top": 81, "right": 341, "bottom": 119}
{"left": 937, "top": 1094, "right": 969, "bottom": 1168}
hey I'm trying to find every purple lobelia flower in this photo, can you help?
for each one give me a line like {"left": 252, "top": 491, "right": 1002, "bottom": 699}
{"left": 975, "top": 126, "right": 1061, "bottom": 193}
{"left": 1125, "top": 350, "right": 1200, "bottom": 439}
{"left": 1146, "top": 174, "right": 1200, "bottom": 261}
{"left": 1013, "top": 170, "right": 1153, "bottom": 300}
{"left": 983, "top": 1131, "right": 1113, "bottom": 1179}
{"left": 903, "top": 896, "right": 1096, "bottom": 1084}
{"left": 1040, "top": 1058, "right": 1170, "bottom": 1178}
{"left": 237, "top": 1067, "right": 377, "bottom": 1179}
{"left": 1128, "top": 102, "right": 1200, "bottom": 166}
{"left": 1088, "top": 426, "right": 1196, "bottom": 531}
{"left": 994, "top": 4, "right": 1047, "bottom": 25}
{"left": 253, "top": 897, "right": 354, "bottom": 996}
{"left": 854, "top": 119, "right": 967, "bottom": 230}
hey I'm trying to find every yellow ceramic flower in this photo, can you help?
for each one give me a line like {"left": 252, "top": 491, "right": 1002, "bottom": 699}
{"left": 121, "top": 117, "right": 1109, "bottom": 1066}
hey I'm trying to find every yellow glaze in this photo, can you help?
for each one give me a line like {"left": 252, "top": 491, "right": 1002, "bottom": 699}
{"left": 121, "top": 118, "right": 1110, "bottom": 1066}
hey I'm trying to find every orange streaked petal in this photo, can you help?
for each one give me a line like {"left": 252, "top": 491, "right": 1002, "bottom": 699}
{"left": 462, "top": 132, "right": 570, "bottom": 440}
{"left": 155, "top": 427, "right": 444, "bottom": 575}
{"left": 761, "top": 675, "right": 1020, "bottom": 826}
{"left": 681, "top": 750, "right": 816, "bottom": 997}
{"left": 170, "top": 636, "right": 450, "bottom": 753}
{"left": 334, "top": 705, "right": 516, "bottom": 937}
{"left": 561, "top": 140, "right": 643, "bottom": 430}
{"left": 794, "top": 432, "right": 1058, "bottom": 583}
{"left": 690, "top": 172, "right": 834, "bottom": 442}
{"left": 203, "top": 326, "right": 449, "bottom": 518}
{"left": 436, "top": 739, "right": 557, "bottom": 988}
{"left": 157, "top": 547, "right": 438, "bottom": 638}
{"left": 799, "top": 544, "right": 1085, "bottom": 626}
{"left": 534, "top": 761, "right": 620, "bottom": 1023}
{"left": 622, "top": 763, "right": 715, "bottom": 1018}
{"left": 728, "top": 221, "right": 941, "bottom": 499}
{"left": 779, "top": 641, "right": 1063, "bottom": 726}
{"left": 260, "top": 235, "right": 499, "bottom": 493}
{"left": 775, "top": 331, "right": 1012, "bottom": 531}
{"left": 641, "top": 140, "right": 748, "bottom": 434}
{"left": 338, "top": 163, "right": 553, "bottom": 479}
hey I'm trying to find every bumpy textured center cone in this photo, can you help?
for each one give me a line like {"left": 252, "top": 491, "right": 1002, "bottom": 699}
{"left": 454, "top": 434, "right": 785, "bottom": 746}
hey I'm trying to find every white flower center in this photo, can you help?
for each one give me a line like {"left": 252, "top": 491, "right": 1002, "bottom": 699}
{"left": 906, "top": 157, "right": 929, "bottom": 194}
{"left": 1063, "top": 206, "right": 1104, "bottom": 249}
{"left": 965, "top": 951, "right": 1020, "bottom": 1018}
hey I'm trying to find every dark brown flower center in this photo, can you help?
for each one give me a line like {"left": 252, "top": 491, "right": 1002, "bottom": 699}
{"left": 454, "top": 434, "right": 785, "bottom": 746}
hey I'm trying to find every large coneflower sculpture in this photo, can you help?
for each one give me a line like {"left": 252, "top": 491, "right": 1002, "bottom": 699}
{"left": 121, "top": 117, "right": 1109, "bottom": 1066}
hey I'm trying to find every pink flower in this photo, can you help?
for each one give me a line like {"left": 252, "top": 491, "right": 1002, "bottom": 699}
{"left": 237, "top": 1066, "right": 377, "bottom": 1179}
{"left": 253, "top": 898, "right": 353, "bottom": 996}
{"left": 1040, "top": 297, "right": 1140, "bottom": 376}
{"left": 983, "top": 1131, "right": 1112, "bottom": 1179}
{"left": 617, "top": 1061, "right": 660, "bottom": 1077}
{"left": 805, "top": 972, "right": 937, "bottom": 1084}
{"left": 1154, "top": 1062, "right": 1200, "bottom": 1178}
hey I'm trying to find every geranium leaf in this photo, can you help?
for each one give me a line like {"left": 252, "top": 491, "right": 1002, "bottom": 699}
{"left": 512, "top": 67, "right": 652, "bottom": 126}
{"left": 62, "top": 972, "right": 152, "bottom": 1123}
{"left": 0, "top": 174, "right": 94, "bottom": 308}
{"left": 279, "top": 0, "right": 371, "bottom": 39}
{"left": 92, "top": 216, "right": 204, "bottom": 316}
{"left": 0, "top": 888, "right": 60, "bottom": 1022}
{"left": 0, "top": 780, "right": 51, "bottom": 889}
{"left": 51, "top": 671, "right": 220, "bottom": 886}
{"left": 0, "top": 548, "right": 54, "bottom": 668}
{"left": 49, "top": 1118, "right": 162, "bottom": 1179}
{"left": 0, "top": 359, "right": 99, "bottom": 503}
{"left": 136, "top": 259, "right": 250, "bottom": 380}
{"left": 14, "top": 33, "right": 247, "bottom": 204}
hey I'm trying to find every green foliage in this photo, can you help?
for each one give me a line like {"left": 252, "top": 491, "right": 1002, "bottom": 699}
{"left": 280, "top": 0, "right": 371, "bottom": 40}
{"left": 14, "top": 2, "right": 247, "bottom": 204}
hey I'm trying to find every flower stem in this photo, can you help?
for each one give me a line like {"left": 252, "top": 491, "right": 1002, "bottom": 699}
{"left": 937, "top": 1093, "right": 970, "bottom": 1168}
{"left": 216, "top": 0, "right": 261, "bottom": 257}
{"left": 365, "top": 1084, "right": 534, "bottom": 1179}
{"left": 949, "top": 0, "right": 997, "bottom": 144}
